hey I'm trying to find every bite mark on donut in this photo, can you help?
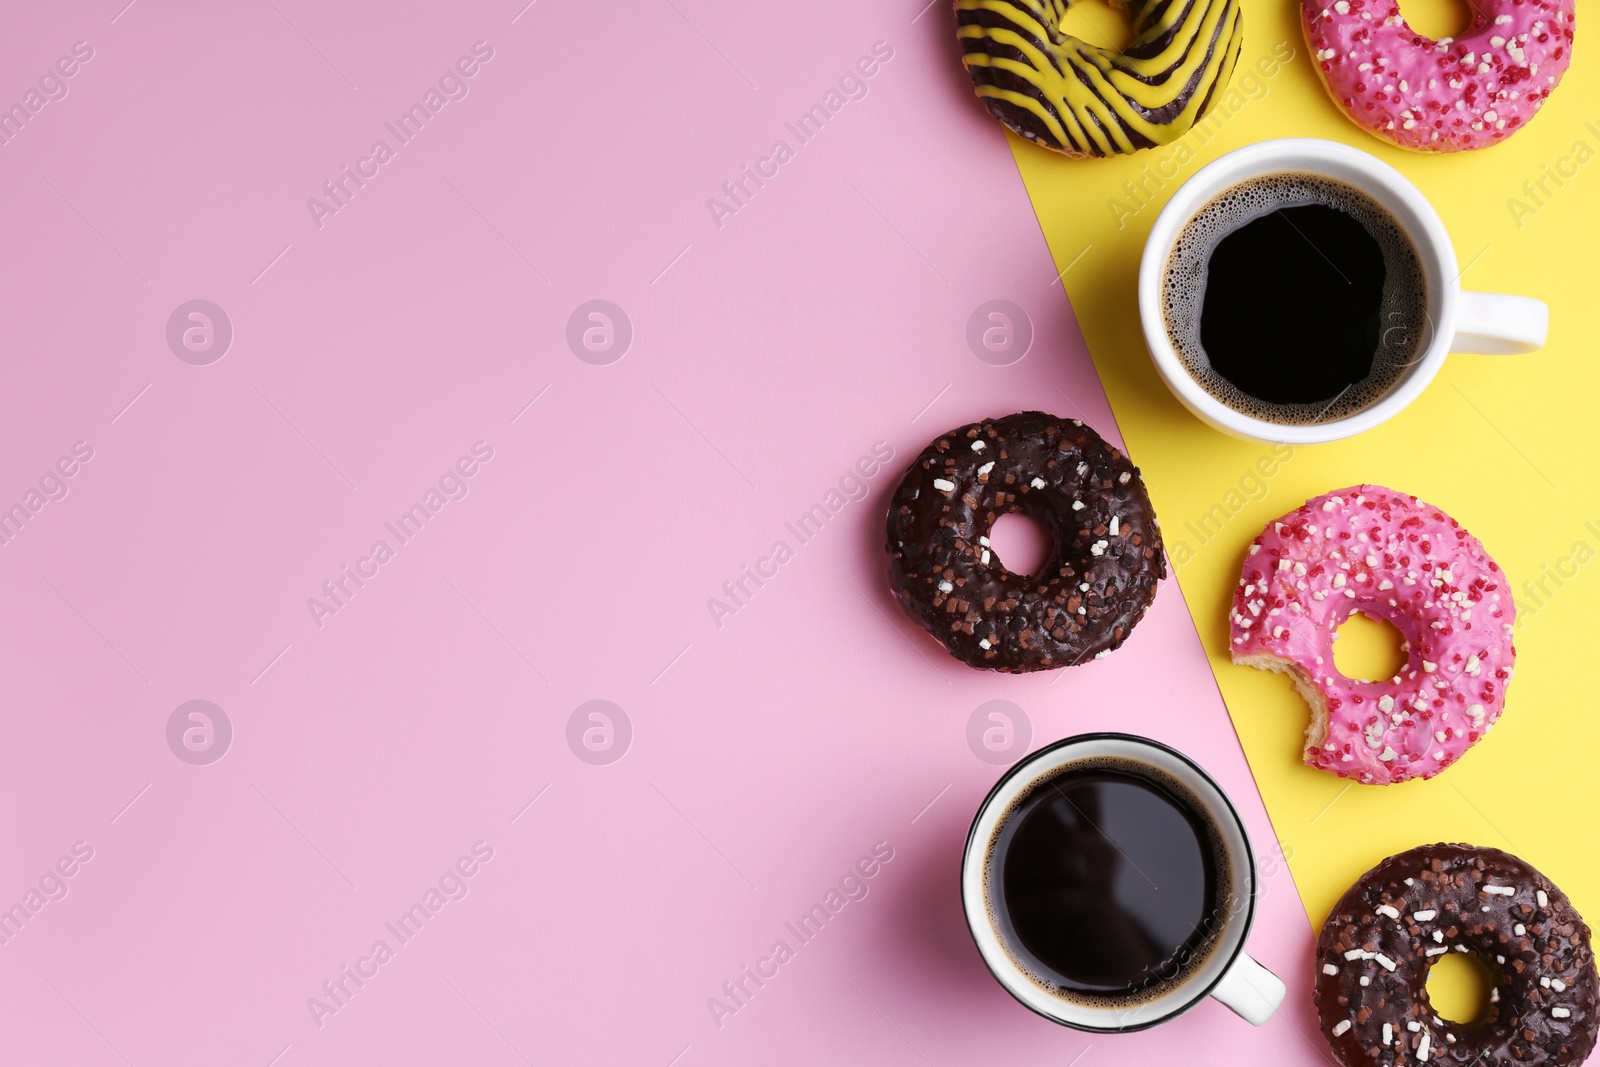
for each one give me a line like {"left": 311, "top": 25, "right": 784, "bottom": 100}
{"left": 1234, "top": 650, "right": 1338, "bottom": 764}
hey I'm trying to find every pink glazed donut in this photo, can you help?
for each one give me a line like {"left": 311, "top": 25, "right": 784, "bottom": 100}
{"left": 1229, "top": 486, "right": 1515, "bottom": 785}
{"left": 1302, "top": 0, "right": 1575, "bottom": 152}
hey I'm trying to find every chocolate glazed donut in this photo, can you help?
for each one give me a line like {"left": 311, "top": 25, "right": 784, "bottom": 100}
{"left": 1316, "top": 844, "right": 1599, "bottom": 1067}
{"left": 886, "top": 411, "right": 1164, "bottom": 672}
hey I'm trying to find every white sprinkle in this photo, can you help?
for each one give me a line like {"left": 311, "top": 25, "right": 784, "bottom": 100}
{"left": 933, "top": 478, "right": 955, "bottom": 492}
{"left": 981, "top": 549, "right": 991, "bottom": 565}
{"left": 1538, "top": 890, "right": 1549, "bottom": 908}
{"left": 1118, "top": 471, "right": 1131, "bottom": 484}
{"left": 971, "top": 440, "right": 986, "bottom": 452}
{"left": 1109, "top": 516, "right": 1121, "bottom": 536}
{"left": 1379, "top": 746, "right": 1398, "bottom": 762}
{"left": 1030, "top": 477, "right": 1045, "bottom": 489}
{"left": 1515, "top": 923, "right": 1526, "bottom": 936}
{"left": 1433, "top": 931, "right": 1443, "bottom": 943}
{"left": 938, "top": 580, "right": 953, "bottom": 593}
{"left": 1542, "top": 977, "right": 1551, "bottom": 988}
{"left": 1483, "top": 885, "right": 1515, "bottom": 897}
{"left": 1426, "top": 947, "right": 1448, "bottom": 956}
{"left": 1072, "top": 500, "right": 1085, "bottom": 511}
{"left": 1423, "top": 661, "right": 1437, "bottom": 673}
{"left": 1360, "top": 976, "right": 1371, "bottom": 986}
{"left": 1323, "top": 964, "right": 1340, "bottom": 975}
{"left": 1375, "top": 953, "right": 1397, "bottom": 971}
{"left": 1089, "top": 540, "right": 1109, "bottom": 556}
{"left": 1413, "top": 910, "right": 1437, "bottom": 922}
{"left": 1333, "top": 1020, "right": 1353, "bottom": 1036}
{"left": 1345, "top": 949, "right": 1372, "bottom": 961}
{"left": 1376, "top": 905, "right": 1400, "bottom": 919}
{"left": 978, "top": 638, "right": 990, "bottom": 649}
{"left": 1554, "top": 1007, "right": 1572, "bottom": 1019}
{"left": 978, "top": 461, "right": 995, "bottom": 476}
{"left": 1419, "top": 1031, "right": 1431, "bottom": 1062}
{"left": 1382, "top": 1022, "right": 1393, "bottom": 1046}
{"left": 1553, "top": 979, "right": 1567, "bottom": 992}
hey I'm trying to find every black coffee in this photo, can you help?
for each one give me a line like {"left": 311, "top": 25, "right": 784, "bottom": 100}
{"left": 985, "top": 757, "right": 1228, "bottom": 1005}
{"left": 1162, "top": 173, "right": 1429, "bottom": 425}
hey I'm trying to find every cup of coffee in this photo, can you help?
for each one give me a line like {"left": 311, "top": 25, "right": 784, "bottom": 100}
{"left": 961, "top": 733, "right": 1285, "bottom": 1031}
{"left": 1138, "top": 138, "right": 1548, "bottom": 444}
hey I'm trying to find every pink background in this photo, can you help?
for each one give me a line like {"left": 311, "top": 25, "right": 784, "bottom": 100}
{"left": 1, "top": 1, "right": 1326, "bottom": 1063}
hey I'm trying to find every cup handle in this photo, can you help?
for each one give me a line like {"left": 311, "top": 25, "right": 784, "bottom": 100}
{"left": 1210, "top": 951, "right": 1286, "bottom": 1026}
{"left": 1450, "top": 292, "right": 1548, "bottom": 355}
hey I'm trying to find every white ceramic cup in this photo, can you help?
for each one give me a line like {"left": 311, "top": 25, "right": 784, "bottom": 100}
{"left": 1138, "top": 138, "right": 1548, "bottom": 444}
{"left": 961, "top": 733, "right": 1286, "bottom": 1032}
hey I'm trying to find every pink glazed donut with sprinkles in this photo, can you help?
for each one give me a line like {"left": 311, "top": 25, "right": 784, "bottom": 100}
{"left": 1229, "top": 486, "right": 1515, "bottom": 785}
{"left": 1302, "top": 0, "right": 1576, "bottom": 152}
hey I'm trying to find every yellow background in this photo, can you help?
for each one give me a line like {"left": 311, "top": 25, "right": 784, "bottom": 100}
{"left": 1011, "top": 0, "right": 1600, "bottom": 961}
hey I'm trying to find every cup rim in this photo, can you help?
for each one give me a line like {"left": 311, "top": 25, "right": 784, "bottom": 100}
{"left": 960, "top": 732, "right": 1259, "bottom": 1032}
{"left": 1137, "top": 137, "right": 1459, "bottom": 445}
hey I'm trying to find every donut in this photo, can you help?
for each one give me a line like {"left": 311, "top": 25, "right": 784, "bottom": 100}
{"left": 886, "top": 411, "right": 1164, "bottom": 672}
{"left": 1316, "top": 844, "right": 1598, "bottom": 1067}
{"left": 1228, "top": 485, "right": 1514, "bottom": 785}
{"left": 1302, "top": 0, "right": 1575, "bottom": 152}
{"left": 955, "top": 0, "right": 1244, "bottom": 157}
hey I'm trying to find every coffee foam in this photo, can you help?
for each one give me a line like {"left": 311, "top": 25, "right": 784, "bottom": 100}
{"left": 980, "top": 754, "right": 1236, "bottom": 1011}
{"left": 1162, "top": 172, "right": 1430, "bottom": 425}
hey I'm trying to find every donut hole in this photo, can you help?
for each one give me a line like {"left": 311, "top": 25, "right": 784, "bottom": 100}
{"left": 1333, "top": 610, "right": 1407, "bottom": 683}
{"left": 989, "top": 511, "right": 1055, "bottom": 578}
{"left": 1426, "top": 949, "right": 1498, "bottom": 1025}
{"left": 1058, "top": 0, "right": 1138, "bottom": 53}
{"left": 1395, "top": 0, "right": 1477, "bottom": 41}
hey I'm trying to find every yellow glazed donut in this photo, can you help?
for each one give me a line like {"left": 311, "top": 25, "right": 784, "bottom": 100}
{"left": 955, "top": 0, "right": 1244, "bottom": 157}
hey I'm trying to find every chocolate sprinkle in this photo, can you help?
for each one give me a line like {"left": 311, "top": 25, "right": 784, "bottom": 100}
{"left": 1315, "top": 844, "right": 1598, "bottom": 1067}
{"left": 884, "top": 411, "right": 1164, "bottom": 672}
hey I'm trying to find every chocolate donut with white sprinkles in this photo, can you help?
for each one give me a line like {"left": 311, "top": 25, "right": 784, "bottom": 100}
{"left": 1316, "top": 844, "right": 1598, "bottom": 1067}
{"left": 885, "top": 411, "right": 1164, "bottom": 672}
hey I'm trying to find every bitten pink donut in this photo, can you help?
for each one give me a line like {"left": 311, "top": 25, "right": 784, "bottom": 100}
{"left": 1302, "top": 0, "right": 1575, "bottom": 152}
{"left": 1229, "top": 486, "right": 1515, "bottom": 785}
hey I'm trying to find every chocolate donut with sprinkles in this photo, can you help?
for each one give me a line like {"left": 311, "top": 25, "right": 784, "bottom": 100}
{"left": 1316, "top": 844, "right": 1598, "bottom": 1067}
{"left": 885, "top": 411, "right": 1164, "bottom": 672}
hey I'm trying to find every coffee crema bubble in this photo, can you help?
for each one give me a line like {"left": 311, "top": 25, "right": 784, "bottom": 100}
{"left": 1162, "top": 173, "right": 1430, "bottom": 425}
{"left": 981, "top": 755, "right": 1233, "bottom": 1009}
